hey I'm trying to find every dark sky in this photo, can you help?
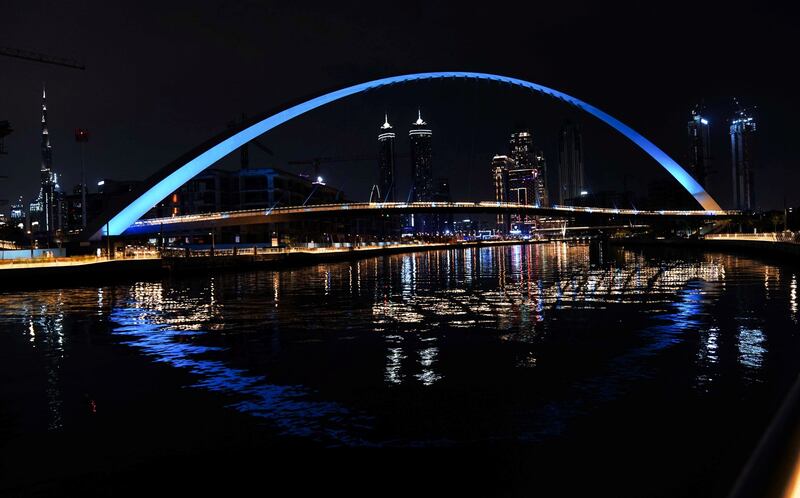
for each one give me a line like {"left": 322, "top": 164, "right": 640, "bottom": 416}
{"left": 1, "top": 1, "right": 797, "bottom": 210}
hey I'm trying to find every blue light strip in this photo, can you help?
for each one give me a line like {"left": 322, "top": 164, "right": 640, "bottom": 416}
{"left": 102, "top": 72, "right": 721, "bottom": 236}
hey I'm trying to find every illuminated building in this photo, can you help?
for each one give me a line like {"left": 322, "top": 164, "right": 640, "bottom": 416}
{"left": 730, "top": 101, "right": 757, "bottom": 210}
{"left": 409, "top": 109, "right": 433, "bottom": 232}
{"left": 558, "top": 121, "right": 584, "bottom": 205}
{"left": 688, "top": 104, "right": 711, "bottom": 188}
{"left": 32, "top": 84, "right": 58, "bottom": 234}
{"left": 509, "top": 129, "right": 548, "bottom": 208}
{"left": 377, "top": 114, "right": 396, "bottom": 202}
{"left": 10, "top": 196, "right": 26, "bottom": 229}
{"left": 492, "top": 154, "right": 513, "bottom": 231}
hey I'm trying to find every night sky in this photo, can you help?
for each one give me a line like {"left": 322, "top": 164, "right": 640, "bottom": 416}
{"left": 1, "top": 1, "right": 797, "bottom": 211}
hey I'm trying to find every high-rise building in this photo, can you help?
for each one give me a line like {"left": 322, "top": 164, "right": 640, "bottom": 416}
{"left": 377, "top": 114, "right": 396, "bottom": 202}
{"left": 410, "top": 109, "right": 433, "bottom": 202}
{"left": 730, "top": 102, "right": 757, "bottom": 210}
{"left": 688, "top": 104, "right": 711, "bottom": 188}
{"left": 492, "top": 155, "right": 514, "bottom": 231}
{"left": 558, "top": 121, "right": 584, "bottom": 205}
{"left": 534, "top": 150, "right": 548, "bottom": 207}
{"left": 409, "top": 109, "right": 433, "bottom": 233}
{"left": 33, "top": 84, "right": 58, "bottom": 234}
{"left": 508, "top": 129, "right": 548, "bottom": 207}
{"left": 432, "top": 177, "right": 453, "bottom": 234}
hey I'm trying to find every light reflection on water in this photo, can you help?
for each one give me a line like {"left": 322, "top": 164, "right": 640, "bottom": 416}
{"left": 2, "top": 242, "right": 800, "bottom": 446}
{"left": 111, "top": 282, "right": 372, "bottom": 445}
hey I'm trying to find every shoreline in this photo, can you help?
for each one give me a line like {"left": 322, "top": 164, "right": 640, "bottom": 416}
{"left": 0, "top": 239, "right": 543, "bottom": 290}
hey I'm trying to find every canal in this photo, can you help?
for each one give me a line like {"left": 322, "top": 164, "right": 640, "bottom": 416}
{"left": 2, "top": 242, "right": 799, "bottom": 496}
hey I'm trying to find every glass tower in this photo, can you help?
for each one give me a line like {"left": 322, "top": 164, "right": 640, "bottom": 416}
{"left": 730, "top": 102, "right": 757, "bottom": 211}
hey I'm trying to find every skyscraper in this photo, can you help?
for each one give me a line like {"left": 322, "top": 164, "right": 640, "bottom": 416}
{"left": 409, "top": 109, "right": 433, "bottom": 202}
{"left": 508, "top": 129, "right": 548, "bottom": 207}
{"left": 534, "top": 151, "right": 548, "bottom": 207}
{"left": 688, "top": 104, "right": 711, "bottom": 188}
{"left": 492, "top": 154, "right": 514, "bottom": 231}
{"left": 33, "top": 84, "right": 57, "bottom": 234}
{"left": 558, "top": 121, "right": 584, "bottom": 205}
{"left": 377, "top": 114, "right": 396, "bottom": 202}
{"left": 730, "top": 101, "right": 757, "bottom": 210}
{"left": 409, "top": 110, "right": 433, "bottom": 232}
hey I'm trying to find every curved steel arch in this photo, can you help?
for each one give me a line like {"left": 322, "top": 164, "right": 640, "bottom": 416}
{"left": 96, "top": 72, "right": 721, "bottom": 237}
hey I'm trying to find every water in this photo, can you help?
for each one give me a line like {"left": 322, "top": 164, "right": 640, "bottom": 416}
{"left": 2, "top": 242, "right": 800, "bottom": 496}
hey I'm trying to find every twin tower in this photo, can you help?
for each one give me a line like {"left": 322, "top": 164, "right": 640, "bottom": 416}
{"left": 377, "top": 111, "right": 432, "bottom": 204}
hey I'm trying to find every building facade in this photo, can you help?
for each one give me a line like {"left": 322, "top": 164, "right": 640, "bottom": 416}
{"left": 558, "top": 121, "right": 584, "bottom": 205}
{"left": 688, "top": 104, "right": 711, "bottom": 188}
{"left": 377, "top": 114, "right": 396, "bottom": 202}
{"left": 730, "top": 103, "right": 757, "bottom": 211}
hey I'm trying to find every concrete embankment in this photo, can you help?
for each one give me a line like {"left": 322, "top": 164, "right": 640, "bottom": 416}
{"left": 0, "top": 240, "right": 539, "bottom": 289}
{"left": 0, "top": 258, "right": 164, "bottom": 289}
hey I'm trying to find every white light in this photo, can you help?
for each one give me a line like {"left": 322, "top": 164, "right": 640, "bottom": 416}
{"left": 580, "top": 190, "right": 588, "bottom": 196}
{"left": 316, "top": 176, "right": 323, "bottom": 183}
{"left": 701, "top": 118, "right": 709, "bottom": 125}
{"left": 97, "top": 180, "right": 105, "bottom": 186}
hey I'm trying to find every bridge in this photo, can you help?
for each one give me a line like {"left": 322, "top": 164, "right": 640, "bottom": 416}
{"left": 124, "top": 202, "right": 738, "bottom": 235}
{"left": 83, "top": 71, "right": 728, "bottom": 241}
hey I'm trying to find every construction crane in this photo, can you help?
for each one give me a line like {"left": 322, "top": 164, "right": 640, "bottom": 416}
{"left": 0, "top": 46, "right": 85, "bottom": 70}
{"left": 289, "top": 152, "right": 417, "bottom": 178}
{"left": 288, "top": 155, "right": 377, "bottom": 180}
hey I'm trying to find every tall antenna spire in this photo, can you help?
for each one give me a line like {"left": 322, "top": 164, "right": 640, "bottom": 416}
{"left": 41, "top": 82, "right": 52, "bottom": 172}
{"left": 381, "top": 112, "right": 392, "bottom": 130}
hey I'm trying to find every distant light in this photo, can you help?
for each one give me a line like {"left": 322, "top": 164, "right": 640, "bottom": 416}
{"left": 700, "top": 118, "right": 709, "bottom": 125}
{"left": 580, "top": 190, "right": 588, "bottom": 196}
{"left": 97, "top": 180, "right": 105, "bottom": 186}
{"left": 317, "top": 176, "right": 323, "bottom": 183}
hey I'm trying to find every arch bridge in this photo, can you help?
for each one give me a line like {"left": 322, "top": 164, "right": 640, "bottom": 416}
{"left": 84, "top": 72, "right": 726, "bottom": 240}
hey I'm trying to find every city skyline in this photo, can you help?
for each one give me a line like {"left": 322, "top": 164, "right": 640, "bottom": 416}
{"left": 1, "top": 3, "right": 796, "bottom": 215}
{"left": 1, "top": 87, "right": 772, "bottom": 236}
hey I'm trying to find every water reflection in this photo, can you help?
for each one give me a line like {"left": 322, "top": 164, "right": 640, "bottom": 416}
{"left": 110, "top": 282, "right": 370, "bottom": 445}
{"left": 791, "top": 274, "right": 798, "bottom": 323}
{"left": 2, "top": 242, "right": 799, "bottom": 447}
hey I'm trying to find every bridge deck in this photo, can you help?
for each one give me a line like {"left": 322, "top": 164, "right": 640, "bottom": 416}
{"left": 123, "top": 202, "right": 740, "bottom": 235}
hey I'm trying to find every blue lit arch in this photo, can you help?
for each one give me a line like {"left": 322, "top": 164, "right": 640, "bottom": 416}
{"left": 96, "top": 72, "right": 721, "bottom": 237}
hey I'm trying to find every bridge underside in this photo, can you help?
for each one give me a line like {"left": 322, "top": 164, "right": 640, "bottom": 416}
{"left": 122, "top": 202, "right": 739, "bottom": 236}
